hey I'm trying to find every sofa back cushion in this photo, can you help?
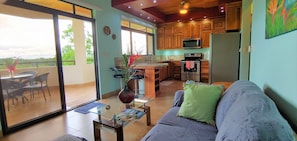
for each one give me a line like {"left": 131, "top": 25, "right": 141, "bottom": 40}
{"left": 215, "top": 80, "right": 262, "bottom": 129}
{"left": 215, "top": 81, "right": 294, "bottom": 140}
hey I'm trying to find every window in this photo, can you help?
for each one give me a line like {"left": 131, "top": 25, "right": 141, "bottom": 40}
{"left": 121, "top": 20, "right": 154, "bottom": 55}
{"left": 25, "top": 0, "right": 93, "bottom": 18}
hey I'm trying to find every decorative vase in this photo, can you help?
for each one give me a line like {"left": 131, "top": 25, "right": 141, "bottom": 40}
{"left": 118, "top": 85, "right": 135, "bottom": 104}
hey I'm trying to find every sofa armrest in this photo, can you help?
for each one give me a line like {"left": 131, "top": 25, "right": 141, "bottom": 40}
{"left": 173, "top": 90, "right": 184, "bottom": 107}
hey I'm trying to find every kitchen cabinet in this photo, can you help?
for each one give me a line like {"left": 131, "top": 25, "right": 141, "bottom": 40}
{"left": 200, "top": 60, "right": 209, "bottom": 83}
{"left": 134, "top": 63, "right": 168, "bottom": 98}
{"left": 201, "top": 20, "right": 212, "bottom": 31}
{"left": 225, "top": 1, "right": 242, "bottom": 31}
{"left": 157, "top": 18, "right": 225, "bottom": 50}
{"left": 213, "top": 18, "right": 225, "bottom": 30}
{"left": 201, "top": 30, "right": 211, "bottom": 48}
{"left": 183, "top": 21, "right": 201, "bottom": 39}
{"left": 157, "top": 27, "right": 165, "bottom": 50}
{"left": 159, "top": 66, "right": 168, "bottom": 81}
{"left": 170, "top": 61, "right": 181, "bottom": 80}
{"left": 172, "top": 33, "right": 183, "bottom": 49}
{"left": 164, "top": 25, "right": 173, "bottom": 49}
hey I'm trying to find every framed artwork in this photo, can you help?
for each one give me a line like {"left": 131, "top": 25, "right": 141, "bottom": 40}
{"left": 266, "top": 0, "right": 297, "bottom": 39}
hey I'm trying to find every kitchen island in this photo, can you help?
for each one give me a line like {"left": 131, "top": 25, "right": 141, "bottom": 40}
{"left": 133, "top": 62, "right": 168, "bottom": 99}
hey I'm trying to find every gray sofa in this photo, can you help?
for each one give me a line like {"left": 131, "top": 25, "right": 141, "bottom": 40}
{"left": 141, "top": 80, "right": 295, "bottom": 141}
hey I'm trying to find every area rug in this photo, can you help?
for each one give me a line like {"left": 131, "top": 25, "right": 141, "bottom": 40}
{"left": 160, "top": 81, "right": 174, "bottom": 86}
{"left": 74, "top": 102, "right": 105, "bottom": 114}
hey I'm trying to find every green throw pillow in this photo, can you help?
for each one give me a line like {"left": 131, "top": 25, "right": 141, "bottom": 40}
{"left": 177, "top": 84, "right": 222, "bottom": 125}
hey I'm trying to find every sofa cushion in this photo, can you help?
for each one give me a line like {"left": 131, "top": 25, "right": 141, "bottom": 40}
{"left": 142, "top": 107, "right": 217, "bottom": 141}
{"left": 177, "top": 84, "right": 222, "bottom": 125}
{"left": 215, "top": 80, "right": 263, "bottom": 129}
{"left": 215, "top": 82, "right": 295, "bottom": 141}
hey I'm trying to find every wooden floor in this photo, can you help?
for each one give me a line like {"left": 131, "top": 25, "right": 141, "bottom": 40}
{"left": 1, "top": 80, "right": 184, "bottom": 141}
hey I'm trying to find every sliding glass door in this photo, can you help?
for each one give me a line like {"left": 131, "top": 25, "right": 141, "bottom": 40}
{"left": 0, "top": 4, "right": 62, "bottom": 128}
{"left": 58, "top": 15, "right": 97, "bottom": 109}
{"left": 0, "top": 2, "right": 99, "bottom": 135}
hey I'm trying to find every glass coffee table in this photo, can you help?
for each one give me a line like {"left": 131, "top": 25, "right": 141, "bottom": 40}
{"left": 91, "top": 98, "right": 151, "bottom": 141}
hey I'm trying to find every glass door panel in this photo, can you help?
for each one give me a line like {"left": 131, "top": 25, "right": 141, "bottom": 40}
{"left": 0, "top": 4, "right": 62, "bottom": 127}
{"left": 58, "top": 16, "right": 96, "bottom": 109}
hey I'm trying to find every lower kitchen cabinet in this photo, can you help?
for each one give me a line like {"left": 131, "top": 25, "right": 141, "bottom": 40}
{"left": 200, "top": 60, "right": 209, "bottom": 83}
{"left": 170, "top": 61, "right": 181, "bottom": 80}
{"left": 159, "top": 66, "right": 168, "bottom": 81}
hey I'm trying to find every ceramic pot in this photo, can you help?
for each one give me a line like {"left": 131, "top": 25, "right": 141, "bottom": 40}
{"left": 118, "top": 85, "right": 134, "bottom": 104}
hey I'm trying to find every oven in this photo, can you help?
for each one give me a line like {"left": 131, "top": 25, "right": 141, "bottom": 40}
{"left": 181, "top": 53, "right": 202, "bottom": 82}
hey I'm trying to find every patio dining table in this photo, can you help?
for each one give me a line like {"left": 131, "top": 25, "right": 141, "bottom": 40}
{"left": 0, "top": 73, "right": 33, "bottom": 80}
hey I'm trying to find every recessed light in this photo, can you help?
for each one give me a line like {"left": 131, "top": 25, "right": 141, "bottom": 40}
{"left": 179, "top": 9, "right": 188, "bottom": 14}
{"left": 140, "top": 3, "right": 143, "bottom": 6}
{"left": 140, "top": 13, "right": 143, "bottom": 16}
{"left": 221, "top": 10, "right": 224, "bottom": 13}
{"left": 177, "top": 20, "right": 181, "bottom": 22}
{"left": 154, "top": 19, "right": 156, "bottom": 22}
{"left": 147, "top": 17, "right": 151, "bottom": 19}
{"left": 128, "top": 6, "right": 131, "bottom": 9}
{"left": 153, "top": 0, "right": 157, "bottom": 3}
{"left": 220, "top": 6, "right": 224, "bottom": 9}
{"left": 190, "top": 18, "right": 193, "bottom": 20}
{"left": 203, "top": 16, "right": 207, "bottom": 19}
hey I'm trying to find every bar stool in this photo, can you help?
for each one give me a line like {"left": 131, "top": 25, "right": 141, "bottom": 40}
{"left": 130, "top": 69, "right": 144, "bottom": 98}
{"left": 110, "top": 67, "right": 124, "bottom": 89}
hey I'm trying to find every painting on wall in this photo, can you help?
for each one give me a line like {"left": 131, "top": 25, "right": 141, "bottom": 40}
{"left": 266, "top": 0, "right": 297, "bottom": 39}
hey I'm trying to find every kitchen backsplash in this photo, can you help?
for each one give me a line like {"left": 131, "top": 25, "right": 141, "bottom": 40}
{"left": 114, "top": 55, "right": 184, "bottom": 67}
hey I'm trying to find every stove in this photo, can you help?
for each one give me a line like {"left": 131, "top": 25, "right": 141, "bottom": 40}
{"left": 181, "top": 53, "right": 203, "bottom": 82}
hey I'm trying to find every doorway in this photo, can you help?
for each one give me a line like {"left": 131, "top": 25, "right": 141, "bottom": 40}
{"left": 58, "top": 15, "right": 97, "bottom": 109}
{"left": 0, "top": 2, "right": 98, "bottom": 135}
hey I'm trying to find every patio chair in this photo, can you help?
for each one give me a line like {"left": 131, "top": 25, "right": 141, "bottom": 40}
{"left": 1, "top": 79, "right": 27, "bottom": 111}
{"left": 23, "top": 72, "right": 51, "bottom": 101}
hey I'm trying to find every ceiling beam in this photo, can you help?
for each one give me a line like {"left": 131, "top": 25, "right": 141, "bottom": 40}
{"left": 111, "top": 0, "right": 136, "bottom": 7}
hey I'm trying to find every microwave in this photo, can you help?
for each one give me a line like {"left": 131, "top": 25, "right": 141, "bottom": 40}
{"left": 182, "top": 38, "right": 201, "bottom": 49}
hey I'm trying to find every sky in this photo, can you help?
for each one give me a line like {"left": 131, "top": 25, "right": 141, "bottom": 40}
{"left": 0, "top": 13, "right": 57, "bottom": 59}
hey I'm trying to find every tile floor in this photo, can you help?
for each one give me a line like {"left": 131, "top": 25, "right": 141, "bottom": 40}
{"left": 0, "top": 80, "right": 184, "bottom": 141}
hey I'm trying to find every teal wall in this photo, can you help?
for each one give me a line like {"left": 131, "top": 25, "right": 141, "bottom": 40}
{"left": 155, "top": 48, "right": 209, "bottom": 57}
{"left": 83, "top": 0, "right": 156, "bottom": 96}
{"left": 250, "top": 0, "right": 297, "bottom": 125}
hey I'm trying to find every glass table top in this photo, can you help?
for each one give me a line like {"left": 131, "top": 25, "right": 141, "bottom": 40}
{"left": 89, "top": 97, "right": 151, "bottom": 126}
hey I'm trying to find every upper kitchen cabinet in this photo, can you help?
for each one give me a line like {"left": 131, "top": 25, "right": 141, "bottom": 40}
{"left": 183, "top": 21, "right": 201, "bottom": 39}
{"left": 225, "top": 1, "right": 242, "bottom": 31}
{"left": 157, "top": 23, "right": 184, "bottom": 49}
{"left": 201, "top": 19, "right": 212, "bottom": 48}
{"left": 172, "top": 23, "right": 183, "bottom": 49}
{"left": 157, "top": 27, "right": 165, "bottom": 50}
{"left": 164, "top": 25, "right": 173, "bottom": 49}
{"left": 157, "top": 23, "right": 174, "bottom": 50}
{"left": 212, "top": 18, "right": 226, "bottom": 34}
{"left": 201, "top": 30, "right": 211, "bottom": 48}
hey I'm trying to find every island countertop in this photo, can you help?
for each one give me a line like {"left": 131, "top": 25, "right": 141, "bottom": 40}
{"left": 133, "top": 62, "right": 168, "bottom": 69}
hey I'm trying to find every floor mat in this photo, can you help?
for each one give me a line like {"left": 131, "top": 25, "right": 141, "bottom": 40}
{"left": 74, "top": 102, "right": 105, "bottom": 114}
{"left": 160, "top": 81, "right": 174, "bottom": 86}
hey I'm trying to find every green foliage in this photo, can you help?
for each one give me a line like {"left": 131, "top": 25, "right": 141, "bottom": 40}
{"left": 61, "top": 23, "right": 94, "bottom": 65}
{"left": 85, "top": 30, "right": 94, "bottom": 64}
{"left": 61, "top": 24, "right": 75, "bottom": 65}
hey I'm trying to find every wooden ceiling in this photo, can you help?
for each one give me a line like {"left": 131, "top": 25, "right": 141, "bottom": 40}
{"left": 112, "top": 0, "right": 241, "bottom": 24}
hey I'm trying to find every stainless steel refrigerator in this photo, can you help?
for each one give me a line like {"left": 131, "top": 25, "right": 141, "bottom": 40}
{"left": 209, "top": 32, "right": 240, "bottom": 83}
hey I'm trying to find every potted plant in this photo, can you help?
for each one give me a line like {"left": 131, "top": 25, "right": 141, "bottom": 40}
{"left": 5, "top": 58, "right": 18, "bottom": 77}
{"left": 118, "top": 54, "right": 140, "bottom": 104}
